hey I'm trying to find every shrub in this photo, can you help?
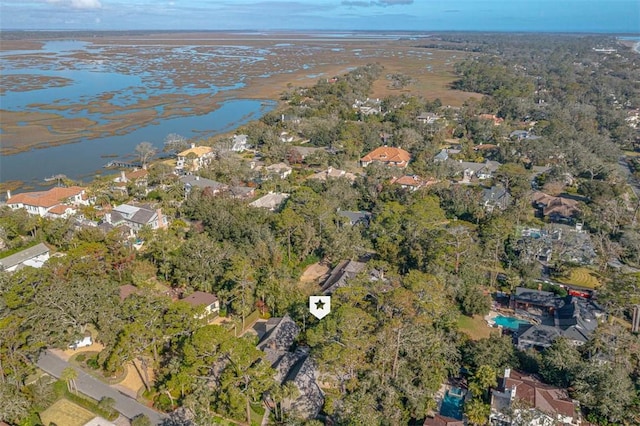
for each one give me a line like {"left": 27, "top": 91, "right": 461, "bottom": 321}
{"left": 87, "top": 356, "right": 100, "bottom": 370}
{"left": 76, "top": 354, "right": 86, "bottom": 363}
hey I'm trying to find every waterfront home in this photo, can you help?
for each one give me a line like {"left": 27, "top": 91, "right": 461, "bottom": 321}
{"left": 176, "top": 144, "right": 214, "bottom": 173}
{"left": 361, "top": 146, "right": 411, "bottom": 168}
{"left": 231, "top": 134, "right": 250, "bottom": 152}
{"left": 105, "top": 204, "right": 168, "bottom": 231}
{"left": 112, "top": 168, "right": 149, "bottom": 195}
{"left": 0, "top": 242, "right": 50, "bottom": 272}
{"left": 249, "top": 192, "right": 290, "bottom": 211}
{"left": 490, "top": 368, "right": 582, "bottom": 426}
{"left": 5, "top": 186, "right": 89, "bottom": 218}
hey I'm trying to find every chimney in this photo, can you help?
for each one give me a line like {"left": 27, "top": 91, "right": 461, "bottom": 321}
{"left": 510, "top": 384, "right": 517, "bottom": 401}
{"left": 120, "top": 170, "right": 127, "bottom": 182}
{"left": 195, "top": 176, "right": 200, "bottom": 181}
{"left": 6, "top": 190, "right": 11, "bottom": 200}
{"left": 191, "top": 143, "right": 196, "bottom": 149}
{"left": 504, "top": 368, "right": 510, "bottom": 378}
{"left": 142, "top": 163, "right": 147, "bottom": 170}
{"left": 105, "top": 212, "right": 111, "bottom": 224}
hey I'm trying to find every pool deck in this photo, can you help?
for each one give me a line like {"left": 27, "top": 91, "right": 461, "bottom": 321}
{"left": 484, "top": 310, "right": 534, "bottom": 329}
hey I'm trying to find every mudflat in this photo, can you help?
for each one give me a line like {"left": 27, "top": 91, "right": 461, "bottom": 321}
{"left": 1, "top": 32, "right": 481, "bottom": 155}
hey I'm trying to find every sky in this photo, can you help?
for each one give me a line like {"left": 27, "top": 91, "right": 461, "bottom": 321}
{"left": 1, "top": 0, "right": 638, "bottom": 33}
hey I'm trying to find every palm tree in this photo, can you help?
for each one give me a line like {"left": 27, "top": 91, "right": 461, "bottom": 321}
{"left": 61, "top": 367, "right": 78, "bottom": 394}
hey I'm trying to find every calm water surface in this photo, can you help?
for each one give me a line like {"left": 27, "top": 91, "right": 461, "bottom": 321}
{"left": 0, "top": 40, "right": 274, "bottom": 190}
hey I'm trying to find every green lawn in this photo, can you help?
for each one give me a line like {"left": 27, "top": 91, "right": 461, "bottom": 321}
{"left": 40, "top": 399, "right": 96, "bottom": 426}
{"left": 557, "top": 267, "right": 601, "bottom": 289}
{"left": 457, "top": 314, "right": 494, "bottom": 340}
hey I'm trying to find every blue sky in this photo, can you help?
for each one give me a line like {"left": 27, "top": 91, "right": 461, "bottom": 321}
{"left": 1, "top": 0, "right": 638, "bottom": 33}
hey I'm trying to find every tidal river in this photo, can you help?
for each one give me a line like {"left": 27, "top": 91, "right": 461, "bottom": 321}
{"left": 0, "top": 40, "right": 275, "bottom": 191}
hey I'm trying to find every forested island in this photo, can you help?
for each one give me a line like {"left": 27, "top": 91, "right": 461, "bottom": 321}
{"left": 1, "top": 33, "right": 640, "bottom": 426}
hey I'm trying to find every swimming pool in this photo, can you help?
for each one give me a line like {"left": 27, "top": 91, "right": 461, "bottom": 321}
{"left": 440, "top": 388, "right": 464, "bottom": 420}
{"left": 494, "top": 315, "right": 530, "bottom": 330}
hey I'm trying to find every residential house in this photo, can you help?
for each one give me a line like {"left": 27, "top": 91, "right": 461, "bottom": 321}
{"left": 231, "top": 134, "right": 250, "bottom": 152}
{"left": 249, "top": 192, "right": 290, "bottom": 211}
{"left": 453, "top": 160, "right": 502, "bottom": 181}
{"left": 512, "top": 288, "right": 603, "bottom": 350}
{"left": 307, "top": 167, "right": 357, "bottom": 182}
{"left": 490, "top": 368, "right": 582, "bottom": 426}
{"left": 280, "top": 114, "right": 301, "bottom": 124}
{"left": 353, "top": 98, "right": 382, "bottom": 115}
{"left": 532, "top": 192, "right": 582, "bottom": 223}
{"left": 510, "top": 130, "right": 542, "bottom": 141}
{"left": 180, "top": 175, "right": 228, "bottom": 195}
{"left": 105, "top": 204, "right": 168, "bottom": 231}
{"left": 182, "top": 291, "right": 220, "bottom": 317}
{"left": 288, "top": 146, "right": 325, "bottom": 160}
{"left": 256, "top": 316, "right": 324, "bottom": 420}
{"left": 265, "top": 162, "right": 293, "bottom": 179}
{"left": 5, "top": 186, "right": 89, "bottom": 218}
{"left": 0, "top": 242, "right": 50, "bottom": 272}
{"left": 279, "top": 132, "right": 295, "bottom": 143}
{"left": 175, "top": 144, "right": 214, "bottom": 173}
{"left": 229, "top": 185, "right": 256, "bottom": 199}
{"left": 321, "top": 259, "right": 367, "bottom": 294}
{"left": 416, "top": 112, "right": 440, "bottom": 124}
{"left": 434, "top": 149, "right": 450, "bottom": 162}
{"left": 478, "top": 113, "right": 504, "bottom": 126}
{"left": 482, "top": 185, "right": 512, "bottom": 212}
{"left": 423, "top": 414, "right": 464, "bottom": 426}
{"left": 337, "top": 210, "right": 372, "bottom": 227}
{"left": 361, "top": 146, "right": 411, "bottom": 168}
{"left": 112, "top": 168, "right": 149, "bottom": 195}
{"left": 391, "top": 175, "right": 437, "bottom": 191}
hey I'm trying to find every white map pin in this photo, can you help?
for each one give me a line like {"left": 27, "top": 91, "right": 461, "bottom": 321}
{"left": 309, "top": 295, "right": 331, "bottom": 320}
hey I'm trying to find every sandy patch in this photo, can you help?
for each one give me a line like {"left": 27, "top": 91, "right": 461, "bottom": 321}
{"left": 300, "top": 262, "right": 330, "bottom": 283}
{"left": 116, "top": 360, "right": 153, "bottom": 397}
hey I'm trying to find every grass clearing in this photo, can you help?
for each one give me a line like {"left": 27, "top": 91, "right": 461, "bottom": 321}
{"left": 457, "top": 314, "right": 494, "bottom": 340}
{"left": 557, "top": 267, "right": 601, "bottom": 289}
{"left": 40, "top": 399, "right": 95, "bottom": 426}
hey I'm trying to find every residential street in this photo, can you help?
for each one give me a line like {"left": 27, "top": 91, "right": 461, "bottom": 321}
{"left": 37, "top": 350, "right": 166, "bottom": 425}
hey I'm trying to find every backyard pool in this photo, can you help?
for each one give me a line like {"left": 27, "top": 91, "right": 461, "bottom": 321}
{"left": 494, "top": 315, "right": 530, "bottom": 330}
{"left": 440, "top": 387, "right": 464, "bottom": 420}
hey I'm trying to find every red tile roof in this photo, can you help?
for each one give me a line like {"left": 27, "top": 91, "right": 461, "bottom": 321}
{"left": 47, "top": 204, "right": 72, "bottom": 215}
{"left": 7, "top": 186, "right": 86, "bottom": 208}
{"left": 423, "top": 414, "right": 464, "bottom": 426}
{"left": 361, "top": 146, "right": 411, "bottom": 168}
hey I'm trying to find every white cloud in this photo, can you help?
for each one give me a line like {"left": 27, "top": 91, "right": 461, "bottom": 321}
{"left": 44, "top": 0, "right": 102, "bottom": 9}
{"left": 70, "top": 0, "right": 101, "bottom": 9}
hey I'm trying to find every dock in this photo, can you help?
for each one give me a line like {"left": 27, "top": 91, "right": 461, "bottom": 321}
{"left": 104, "top": 161, "right": 143, "bottom": 169}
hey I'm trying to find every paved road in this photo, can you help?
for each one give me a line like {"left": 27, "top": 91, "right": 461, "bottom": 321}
{"left": 38, "top": 350, "right": 166, "bottom": 425}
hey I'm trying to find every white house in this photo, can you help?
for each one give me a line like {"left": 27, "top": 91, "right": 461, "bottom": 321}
{"left": 231, "top": 134, "right": 250, "bottom": 152}
{"left": 6, "top": 186, "right": 89, "bottom": 218}
{"left": 249, "top": 192, "right": 290, "bottom": 211}
{"left": 0, "top": 243, "right": 50, "bottom": 272}
{"left": 176, "top": 144, "right": 214, "bottom": 173}
{"left": 265, "top": 163, "right": 293, "bottom": 179}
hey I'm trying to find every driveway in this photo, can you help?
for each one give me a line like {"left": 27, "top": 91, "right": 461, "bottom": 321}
{"left": 38, "top": 350, "right": 166, "bottom": 425}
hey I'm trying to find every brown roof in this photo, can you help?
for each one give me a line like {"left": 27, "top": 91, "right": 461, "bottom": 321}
{"left": 7, "top": 186, "right": 86, "bottom": 208}
{"left": 126, "top": 169, "right": 149, "bottom": 180}
{"left": 532, "top": 192, "right": 581, "bottom": 218}
{"left": 423, "top": 414, "right": 464, "bottom": 426}
{"left": 47, "top": 204, "right": 72, "bottom": 215}
{"left": 503, "top": 370, "right": 577, "bottom": 420}
{"left": 182, "top": 291, "right": 218, "bottom": 307}
{"left": 478, "top": 113, "right": 504, "bottom": 125}
{"left": 361, "top": 146, "right": 411, "bottom": 167}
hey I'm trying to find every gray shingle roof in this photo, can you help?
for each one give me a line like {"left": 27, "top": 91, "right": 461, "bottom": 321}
{"left": 0, "top": 243, "right": 50, "bottom": 270}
